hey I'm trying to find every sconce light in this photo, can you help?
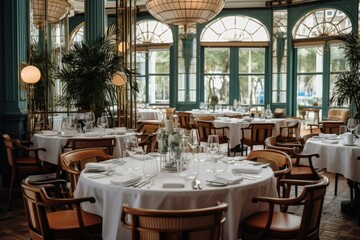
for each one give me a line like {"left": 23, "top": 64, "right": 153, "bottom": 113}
{"left": 111, "top": 71, "right": 127, "bottom": 86}
{"left": 21, "top": 65, "right": 41, "bottom": 84}
{"left": 118, "top": 42, "right": 130, "bottom": 54}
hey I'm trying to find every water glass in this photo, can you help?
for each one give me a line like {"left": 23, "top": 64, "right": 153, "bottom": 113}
{"left": 143, "top": 159, "right": 158, "bottom": 187}
{"left": 339, "top": 125, "right": 347, "bottom": 136}
{"left": 213, "top": 152, "right": 228, "bottom": 173}
{"left": 186, "top": 159, "right": 199, "bottom": 180}
{"left": 188, "top": 129, "right": 200, "bottom": 154}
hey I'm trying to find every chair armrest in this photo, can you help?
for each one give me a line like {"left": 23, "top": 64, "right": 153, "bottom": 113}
{"left": 15, "top": 140, "right": 46, "bottom": 153}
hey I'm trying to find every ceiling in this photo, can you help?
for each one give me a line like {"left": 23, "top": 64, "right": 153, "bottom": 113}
{"left": 68, "top": 0, "right": 322, "bottom": 14}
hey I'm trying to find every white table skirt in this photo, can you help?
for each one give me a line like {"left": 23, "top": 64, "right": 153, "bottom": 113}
{"left": 186, "top": 110, "right": 241, "bottom": 118}
{"left": 75, "top": 158, "right": 278, "bottom": 240}
{"left": 303, "top": 139, "right": 360, "bottom": 182}
{"left": 137, "top": 109, "right": 163, "bottom": 121}
{"left": 31, "top": 131, "right": 130, "bottom": 165}
{"left": 213, "top": 118, "right": 296, "bottom": 148}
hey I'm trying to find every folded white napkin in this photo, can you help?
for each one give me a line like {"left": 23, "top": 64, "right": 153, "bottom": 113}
{"left": 215, "top": 172, "right": 243, "bottom": 184}
{"left": 322, "top": 139, "right": 339, "bottom": 144}
{"left": 84, "top": 162, "right": 108, "bottom": 172}
{"left": 162, "top": 178, "right": 185, "bottom": 188}
{"left": 110, "top": 173, "right": 142, "bottom": 186}
{"left": 319, "top": 133, "right": 337, "bottom": 139}
{"left": 231, "top": 165, "right": 262, "bottom": 174}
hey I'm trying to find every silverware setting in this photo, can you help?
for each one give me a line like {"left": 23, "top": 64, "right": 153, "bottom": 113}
{"left": 192, "top": 179, "right": 202, "bottom": 190}
{"left": 130, "top": 179, "right": 149, "bottom": 188}
{"left": 87, "top": 170, "right": 115, "bottom": 179}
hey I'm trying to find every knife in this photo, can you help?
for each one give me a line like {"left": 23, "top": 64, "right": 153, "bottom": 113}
{"left": 192, "top": 180, "right": 198, "bottom": 189}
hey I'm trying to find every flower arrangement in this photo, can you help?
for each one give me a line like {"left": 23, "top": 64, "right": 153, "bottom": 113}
{"left": 168, "top": 132, "right": 182, "bottom": 160}
{"left": 210, "top": 95, "right": 219, "bottom": 111}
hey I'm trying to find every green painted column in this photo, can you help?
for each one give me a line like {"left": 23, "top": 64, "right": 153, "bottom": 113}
{"left": 1, "top": 0, "right": 28, "bottom": 139}
{"left": 85, "top": 0, "right": 105, "bottom": 41}
{"left": 1, "top": 0, "right": 28, "bottom": 187}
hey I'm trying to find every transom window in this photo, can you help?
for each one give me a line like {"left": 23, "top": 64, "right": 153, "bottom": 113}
{"left": 135, "top": 20, "right": 173, "bottom": 105}
{"left": 293, "top": 8, "right": 351, "bottom": 39}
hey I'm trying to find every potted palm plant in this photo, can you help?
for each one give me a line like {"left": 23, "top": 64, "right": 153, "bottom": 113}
{"left": 330, "top": 33, "right": 360, "bottom": 114}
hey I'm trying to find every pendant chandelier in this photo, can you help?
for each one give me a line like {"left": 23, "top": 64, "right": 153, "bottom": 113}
{"left": 146, "top": 0, "right": 225, "bottom": 33}
{"left": 31, "top": 0, "right": 71, "bottom": 28}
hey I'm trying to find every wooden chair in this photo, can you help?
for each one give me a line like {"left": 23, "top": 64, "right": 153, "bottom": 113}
{"left": 265, "top": 136, "right": 321, "bottom": 196}
{"left": 196, "top": 120, "right": 230, "bottom": 156}
{"left": 21, "top": 180, "right": 102, "bottom": 240}
{"left": 61, "top": 137, "right": 116, "bottom": 155}
{"left": 242, "top": 176, "right": 329, "bottom": 240}
{"left": 2, "top": 133, "right": 57, "bottom": 210}
{"left": 138, "top": 133, "right": 158, "bottom": 153}
{"left": 196, "top": 115, "right": 215, "bottom": 121}
{"left": 224, "top": 114, "right": 243, "bottom": 119}
{"left": 60, "top": 148, "right": 112, "bottom": 196}
{"left": 240, "top": 123, "right": 275, "bottom": 155}
{"left": 273, "top": 108, "right": 286, "bottom": 118}
{"left": 246, "top": 149, "right": 292, "bottom": 195}
{"left": 121, "top": 202, "right": 228, "bottom": 240}
{"left": 277, "top": 119, "right": 301, "bottom": 143}
{"left": 309, "top": 120, "right": 344, "bottom": 134}
{"left": 177, "top": 112, "right": 196, "bottom": 130}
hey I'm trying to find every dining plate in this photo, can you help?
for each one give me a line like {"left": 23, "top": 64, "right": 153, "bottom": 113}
{"left": 206, "top": 180, "right": 228, "bottom": 187}
{"left": 342, "top": 143, "right": 356, "bottom": 146}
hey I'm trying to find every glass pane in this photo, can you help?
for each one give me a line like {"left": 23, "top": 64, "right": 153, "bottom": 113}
{"left": 178, "top": 91, "right": 185, "bottom": 102}
{"left": 136, "top": 76, "right": 146, "bottom": 103}
{"left": 204, "top": 75, "right": 229, "bottom": 104}
{"left": 239, "top": 75, "right": 265, "bottom": 105}
{"left": 330, "top": 44, "right": 346, "bottom": 72}
{"left": 148, "top": 50, "right": 169, "bottom": 74}
{"left": 272, "top": 91, "right": 287, "bottom": 103}
{"left": 297, "top": 74, "right": 323, "bottom": 106}
{"left": 204, "top": 48, "right": 230, "bottom": 74}
{"left": 135, "top": 52, "right": 146, "bottom": 75}
{"left": 239, "top": 48, "right": 265, "bottom": 73}
{"left": 189, "top": 90, "right": 196, "bottom": 102}
{"left": 297, "top": 47, "right": 323, "bottom": 73}
{"left": 272, "top": 73, "right": 287, "bottom": 91}
{"left": 149, "top": 75, "right": 169, "bottom": 104}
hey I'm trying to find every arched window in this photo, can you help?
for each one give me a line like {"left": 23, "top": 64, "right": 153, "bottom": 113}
{"left": 69, "top": 22, "right": 84, "bottom": 47}
{"left": 200, "top": 16, "right": 269, "bottom": 108}
{"left": 292, "top": 8, "right": 352, "bottom": 115}
{"left": 135, "top": 20, "right": 173, "bottom": 105}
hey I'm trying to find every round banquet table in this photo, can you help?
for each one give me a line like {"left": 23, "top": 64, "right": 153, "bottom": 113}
{"left": 31, "top": 130, "right": 131, "bottom": 165}
{"left": 303, "top": 138, "right": 360, "bottom": 183}
{"left": 75, "top": 157, "right": 278, "bottom": 240}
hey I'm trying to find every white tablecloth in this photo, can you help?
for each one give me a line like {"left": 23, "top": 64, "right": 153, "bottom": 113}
{"left": 137, "top": 109, "right": 163, "bottom": 121}
{"left": 75, "top": 158, "right": 278, "bottom": 240}
{"left": 186, "top": 110, "right": 242, "bottom": 118}
{"left": 303, "top": 139, "right": 360, "bottom": 182}
{"left": 31, "top": 131, "right": 130, "bottom": 165}
{"left": 213, "top": 118, "right": 295, "bottom": 148}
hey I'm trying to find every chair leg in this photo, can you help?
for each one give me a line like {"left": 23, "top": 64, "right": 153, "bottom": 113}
{"left": 335, "top": 173, "right": 339, "bottom": 196}
{"left": 8, "top": 172, "right": 16, "bottom": 211}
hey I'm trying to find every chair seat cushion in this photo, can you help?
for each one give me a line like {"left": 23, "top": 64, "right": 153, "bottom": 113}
{"left": 289, "top": 166, "right": 318, "bottom": 179}
{"left": 47, "top": 209, "right": 102, "bottom": 237}
{"left": 243, "top": 211, "right": 301, "bottom": 239}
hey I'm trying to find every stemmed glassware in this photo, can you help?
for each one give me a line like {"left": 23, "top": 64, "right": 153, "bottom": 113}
{"left": 206, "top": 135, "right": 219, "bottom": 172}
{"left": 346, "top": 118, "right": 359, "bottom": 134}
{"left": 83, "top": 111, "right": 95, "bottom": 132}
{"left": 188, "top": 129, "right": 200, "bottom": 155}
{"left": 355, "top": 125, "right": 360, "bottom": 145}
{"left": 143, "top": 159, "right": 158, "bottom": 188}
{"left": 96, "top": 112, "right": 108, "bottom": 134}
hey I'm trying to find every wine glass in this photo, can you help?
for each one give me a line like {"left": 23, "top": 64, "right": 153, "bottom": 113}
{"left": 347, "top": 118, "right": 359, "bottom": 134}
{"left": 84, "top": 111, "right": 95, "bottom": 129}
{"left": 206, "top": 135, "right": 219, "bottom": 172}
{"left": 125, "top": 134, "right": 139, "bottom": 157}
{"left": 143, "top": 159, "right": 158, "bottom": 188}
{"left": 96, "top": 112, "right": 108, "bottom": 135}
{"left": 188, "top": 129, "right": 200, "bottom": 155}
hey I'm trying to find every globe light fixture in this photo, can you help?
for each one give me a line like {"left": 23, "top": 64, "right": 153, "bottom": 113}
{"left": 32, "top": 0, "right": 71, "bottom": 28}
{"left": 21, "top": 65, "right": 41, "bottom": 84}
{"left": 146, "top": 0, "right": 225, "bottom": 33}
{"left": 111, "top": 71, "right": 127, "bottom": 86}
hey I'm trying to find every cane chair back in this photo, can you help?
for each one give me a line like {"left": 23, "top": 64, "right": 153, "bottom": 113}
{"left": 60, "top": 148, "right": 112, "bottom": 196}
{"left": 121, "top": 202, "right": 228, "bottom": 240}
{"left": 21, "top": 181, "right": 102, "bottom": 240}
{"left": 61, "top": 137, "right": 116, "bottom": 155}
{"left": 242, "top": 176, "right": 329, "bottom": 240}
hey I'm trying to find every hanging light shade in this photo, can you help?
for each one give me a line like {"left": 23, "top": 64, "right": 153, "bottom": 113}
{"left": 21, "top": 65, "right": 41, "bottom": 84}
{"left": 112, "top": 72, "right": 127, "bottom": 86}
{"left": 146, "top": 0, "right": 225, "bottom": 30}
{"left": 31, "top": 0, "right": 71, "bottom": 28}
